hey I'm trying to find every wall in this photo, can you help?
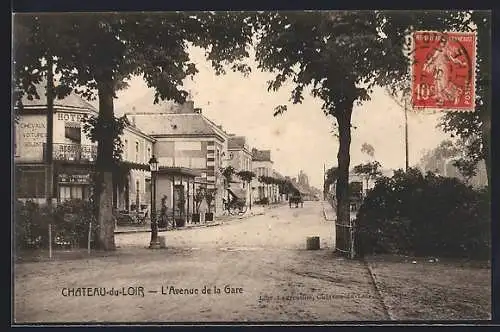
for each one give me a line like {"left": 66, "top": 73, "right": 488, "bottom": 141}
{"left": 121, "top": 127, "right": 154, "bottom": 165}
{"left": 14, "top": 114, "right": 47, "bottom": 162}
{"left": 15, "top": 109, "right": 98, "bottom": 163}
{"left": 251, "top": 160, "right": 273, "bottom": 201}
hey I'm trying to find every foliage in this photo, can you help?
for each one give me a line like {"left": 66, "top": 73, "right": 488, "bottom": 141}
{"left": 379, "top": 10, "right": 491, "bottom": 188}
{"left": 15, "top": 200, "right": 52, "bottom": 249}
{"left": 236, "top": 170, "right": 256, "bottom": 183}
{"left": 204, "top": 188, "right": 216, "bottom": 213}
{"left": 418, "top": 139, "right": 484, "bottom": 183}
{"left": 353, "top": 161, "right": 382, "bottom": 193}
{"left": 13, "top": 12, "right": 256, "bottom": 249}
{"left": 193, "top": 189, "right": 205, "bottom": 214}
{"left": 356, "top": 168, "right": 490, "bottom": 259}
{"left": 220, "top": 165, "right": 236, "bottom": 186}
{"left": 323, "top": 166, "right": 338, "bottom": 195}
{"left": 15, "top": 199, "right": 98, "bottom": 250}
{"left": 361, "top": 142, "right": 375, "bottom": 157}
{"left": 82, "top": 114, "right": 129, "bottom": 165}
{"left": 258, "top": 175, "right": 276, "bottom": 185}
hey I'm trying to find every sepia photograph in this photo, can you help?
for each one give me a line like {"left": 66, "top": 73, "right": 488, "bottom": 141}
{"left": 12, "top": 10, "right": 491, "bottom": 324}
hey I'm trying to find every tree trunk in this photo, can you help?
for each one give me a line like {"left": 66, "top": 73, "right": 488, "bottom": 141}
{"left": 334, "top": 103, "right": 353, "bottom": 252}
{"left": 95, "top": 72, "right": 116, "bottom": 251}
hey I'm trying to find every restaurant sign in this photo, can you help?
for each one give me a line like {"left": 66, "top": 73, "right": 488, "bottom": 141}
{"left": 58, "top": 174, "right": 92, "bottom": 184}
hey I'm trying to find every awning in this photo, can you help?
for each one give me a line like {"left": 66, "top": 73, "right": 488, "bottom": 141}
{"left": 228, "top": 187, "right": 246, "bottom": 200}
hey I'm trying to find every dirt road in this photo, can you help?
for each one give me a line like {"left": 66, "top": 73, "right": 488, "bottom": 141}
{"left": 14, "top": 202, "right": 388, "bottom": 323}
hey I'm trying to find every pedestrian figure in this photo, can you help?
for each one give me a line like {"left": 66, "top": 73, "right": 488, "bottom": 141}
{"left": 199, "top": 195, "right": 208, "bottom": 224}
{"left": 159, "top": 195, "right": 169, "bottom": 228}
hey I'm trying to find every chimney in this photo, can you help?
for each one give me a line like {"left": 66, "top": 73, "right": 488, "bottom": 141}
{"left": 194, "top": 107, "right": 202, "bottom": 114}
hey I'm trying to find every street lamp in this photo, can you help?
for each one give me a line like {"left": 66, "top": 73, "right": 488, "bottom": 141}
{"left": 148, "top": 155, "right": 160, "bottom": 249}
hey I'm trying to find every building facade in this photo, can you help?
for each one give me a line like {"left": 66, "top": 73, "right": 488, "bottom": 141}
{"left": 14, "top": 85, "right": 156, "bottom": 210}
{"left": 227, "top": 135, "right": 253, "bottom": 204}
{"left": 251, "top": 148, "right": 274, "bottom": 202}
{"left": 15, "top": 89, "right": 98, "bottom": 205}
{"left": 126, "top": 101, "right": 229, "bottom": 216}
{"left": 115, "top": 123, "right": 156, "bottom": 212}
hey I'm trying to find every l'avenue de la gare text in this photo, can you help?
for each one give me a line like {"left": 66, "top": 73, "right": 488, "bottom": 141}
{"left": 162, "top": 285, "right": 244, "bottom": 295}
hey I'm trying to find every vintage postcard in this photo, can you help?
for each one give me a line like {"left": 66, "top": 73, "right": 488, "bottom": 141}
{"left": 12, "top": 10, "right": 491, "bottom": 324}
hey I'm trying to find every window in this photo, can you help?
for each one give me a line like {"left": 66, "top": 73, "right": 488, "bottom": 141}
{"left": 135, "top": 141, "right": 139, "bottom": 162}
{"left": 145, "top": 179, "right": 151, "bottom": 193}
{"left": 59, "top": 185, "right": 83, "bottom": 202}
{"left": 147, "top": 147, "right": 151, "bottom": 160}
{"left": 65, "top": 122, "right": 81, "bottom": 143}
{"left": 16, "top": 170, "right": 46, "bottom": 198}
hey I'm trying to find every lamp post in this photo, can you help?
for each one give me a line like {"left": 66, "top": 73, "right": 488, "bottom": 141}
{"left": 148, "top": 155, "right": 160, "bottom": 249}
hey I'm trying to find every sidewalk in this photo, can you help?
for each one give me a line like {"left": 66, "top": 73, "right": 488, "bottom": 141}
{"left": 322, "top": 200, "right": 336, "bottom": 221}
{"left": 115, "top": 206, "right": 266, "bottom": 234}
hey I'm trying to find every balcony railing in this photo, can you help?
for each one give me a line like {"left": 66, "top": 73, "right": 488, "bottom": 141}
{"left": 44, "top": 143, "right": 97, "bottom": 163}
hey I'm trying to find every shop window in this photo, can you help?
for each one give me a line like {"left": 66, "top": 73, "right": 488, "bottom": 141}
{"left": 16, "top": 170, "right": 46, "bottom": 198}
{"left": 59, "top": 185, "right": 83, "bottom": 202}
{"left": 65, "top": 122, "right": 81, "bottom": 143}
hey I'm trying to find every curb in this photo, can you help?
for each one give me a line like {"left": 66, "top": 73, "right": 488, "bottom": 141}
{"left": 115, "top": 208, "right": 266, "bottom": 234}
{"left": 322, "top": 202, "right": 335, "bottom": 221}
{"left": 115, "top": 222, "right": 223, "bottom": 234}
{"left": 363, "top": 259, "right": 394, "bottom": 321}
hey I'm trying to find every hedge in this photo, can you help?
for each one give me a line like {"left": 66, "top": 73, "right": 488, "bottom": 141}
{"left": 15, "top": 199, "right": 99, "bottom": 250}
{"left": 356, "top": 168, "right": 490, "bottom": 260}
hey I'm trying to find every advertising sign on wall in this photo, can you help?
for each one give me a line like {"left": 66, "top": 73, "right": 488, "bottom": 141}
{"left": 15, "top": 115, "right": 47, "bottom": 162}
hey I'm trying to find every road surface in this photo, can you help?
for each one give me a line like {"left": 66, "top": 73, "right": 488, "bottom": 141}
{"left": 14, "top": 202, "right": 388, "bottom": 323}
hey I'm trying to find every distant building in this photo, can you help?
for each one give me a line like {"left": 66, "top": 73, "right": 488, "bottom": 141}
{"left": 227, "top": 135, "right": 253, "bottom": 204}
{"left": 251, "top": 148, "right": 274, "bottom": 202}
{"left": 298, "top": 170, "right": 309, "bottom": 187}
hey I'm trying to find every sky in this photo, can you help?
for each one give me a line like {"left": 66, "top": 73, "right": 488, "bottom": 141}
{"left": 111, "top": 47, "right": 450, "bottom": 189}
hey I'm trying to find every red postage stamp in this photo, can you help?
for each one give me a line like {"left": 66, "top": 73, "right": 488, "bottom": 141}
{"left": 411, "top": 31, "right": 476, "bottom": 111}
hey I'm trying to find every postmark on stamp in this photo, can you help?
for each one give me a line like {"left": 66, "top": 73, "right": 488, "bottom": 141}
{"left": 411, "top": 31, "right": 476, "bottom": 111}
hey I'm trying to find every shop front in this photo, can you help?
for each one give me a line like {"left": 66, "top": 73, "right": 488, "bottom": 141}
{"left": 54, "top": 163, "right": 94, "bottom": 203}
{"left": 155, "top": 167, "right": 201, "bottom": 226}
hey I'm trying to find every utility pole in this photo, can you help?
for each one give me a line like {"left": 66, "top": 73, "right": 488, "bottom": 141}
{"left": 404, "top": 97, "right": 409, "bottom": 172}
{"left": 386, "top": 87, "right": 410, "bottom": 172}
{"left": 323, "top": 163, "right": 326, "bottom": 200}
{"left": 45, "top": 56, "right": 55, "bottom": 208}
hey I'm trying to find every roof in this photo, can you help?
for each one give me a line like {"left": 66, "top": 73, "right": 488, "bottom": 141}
{"left": 17, "top": 81, "right": 98, "bottom": 112}
{"left": 129, "top": 113, "right": 220, "bottom": 138}
{"left": 228, "top": 136, "right": 247, "bottom": 150}
{"left": 157, "top": 167, "right": 201, "bottom": 178}
{"left": 252, "top": 149, "right": 272, "bottom": 162}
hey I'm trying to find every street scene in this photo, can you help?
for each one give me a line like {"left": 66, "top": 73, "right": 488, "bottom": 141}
{"left": 14, "top": 202, "right": 490, "bottom": 322}
{"left": 13, "top": 10, "right": 491, "bottom": 324}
